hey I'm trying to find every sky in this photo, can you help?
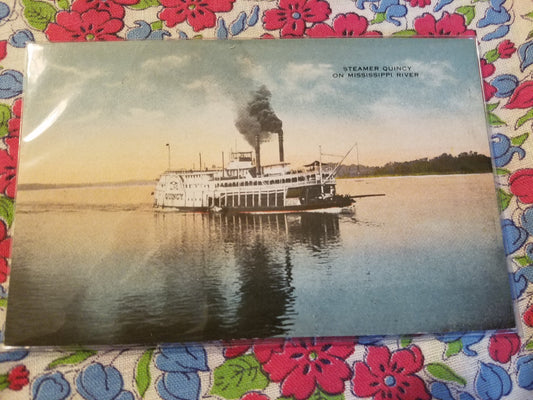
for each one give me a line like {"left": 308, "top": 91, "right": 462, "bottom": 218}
{"left": 19, "top": 38, "right": 489, "bottom": 184}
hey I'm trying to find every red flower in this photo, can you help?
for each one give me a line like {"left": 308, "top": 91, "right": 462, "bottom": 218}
{"left": 352, "top": 346, "right": 430, "bottom": 400}
{"left": 223, "top": 338, "right": 284, "bottom": 363}
{"left": 307, "top": 13, "right": 381, "bottom": 38}
{"left": 159, "top": 0, "right": 235, "bottom": 31}
{"left": 480, "top": 59, "right": 496, "bottom": 101}
{"left": 406, "top": 0, "right": 430, "bottom": 7}
{"left": 524, "top": 305, "right": 533, "bottom": 327}
{"left": 498, "top": 40, "right": 516, "bottom": 59}
{"left": 414, "top": 12, "right": 475, "bottom": 37}
{"left": 0, "top": 41, "right": 7, "bottom": 63}
{"left": 7, "top": 365, "right": 29, "bottom": 391}
{"left": 510, "top": 169, "right": 533, "bottom": 204}
{"left": 263, "top": 0, "right": 331, "bottom": 37}
{"left": 0, "top": 149, "right": 16, "bottom": 199}
{"left": 45, "top": 9, "right": 124, "bottom": 42}
{"left": 489, "top": 331, "right": 520, "bottom": 363}
{"left": 0, "top": 257, "right": 8, "bottom": 283}
{"left": 262, "top": 339, "right": 354, "bottom": 400}
{"left": 505, "top": 81, "right": 533, "bottom": 109}
{"left": 241, "top": 393, "right": 270, "bottom": 400}
{"left": 71, "top": 0, "right": 134, "bottom": 19}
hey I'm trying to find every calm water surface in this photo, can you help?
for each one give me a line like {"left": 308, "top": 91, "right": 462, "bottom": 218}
{"left": 6, "top": 174, "right": 514, "bottom": 345}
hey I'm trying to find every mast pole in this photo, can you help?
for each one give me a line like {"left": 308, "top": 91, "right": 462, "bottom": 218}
{"left": 319, "top": 145, "right": 323, "bottom": 194}
{"left": 166, "top": 143, "right": 171, "bottom": 170}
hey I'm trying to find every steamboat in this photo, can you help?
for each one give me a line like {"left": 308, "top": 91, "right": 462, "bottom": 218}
{"left": 153, "top": 133, "right": 355, "bottom": 214}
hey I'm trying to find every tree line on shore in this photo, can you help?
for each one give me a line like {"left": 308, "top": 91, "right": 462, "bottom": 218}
{"left": 336, "top": 152, "right": 492, "bottom": 178}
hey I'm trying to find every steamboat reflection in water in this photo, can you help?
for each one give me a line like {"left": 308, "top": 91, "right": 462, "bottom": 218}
{"left": 65, "top": 212, "right": 342, "bottom": 345}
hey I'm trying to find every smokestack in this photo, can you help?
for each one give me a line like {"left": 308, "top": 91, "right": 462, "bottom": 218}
{"left": 255, "top": 134, "right": 261, "bottom": 176}
{"left": 278, "top": 130, "right": 284, "bottom": 163}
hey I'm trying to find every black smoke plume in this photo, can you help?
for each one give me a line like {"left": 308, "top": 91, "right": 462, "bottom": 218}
{"left": 235, "top": 86, "right": 282, "bottom": 147}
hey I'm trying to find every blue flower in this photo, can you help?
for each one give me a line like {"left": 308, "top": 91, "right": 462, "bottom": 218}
{"left": 157, "top": 372, "right": 201, "bottom": 400}
{"left": 436, "top": 332, "right": 484, "bottom": 356}
{"left": 490, "top": 133, "right": 525, "bottom": 168}
{"left": 522, "top": 207, "right": 533, "bottom": 236}
{"left": 247, "top": 5, "right": 259, "bottom": 26}
{"left": 156, "top": 344, "right": 208, "bottom": 373}
{"left": 358, "top": 335, "right": 385, "bottom": 346}
{"left": 126, "top": 21, "right": 170, "bottom": 40}
{"left": 501, "top": 219, "right": 528, "bottom": 256}
{"left": 9, "top": 29, "right": 34, "bottom": 48}
{"left": 431, "top": 382, "right": 475, "bottom": 400}
{"left": 510, "top": 270, "right": 528, "bottom": 300}
{"left": 76, "top": 363, "right": 133, "bottom": 400}
{"left": 475, "top": 362, "right": 512, "bottom": 400}
{"left": 217, "top": 18, "right": 228, "bottom": 39}
{"left": 230, "top": 11, "right": 247, "bottom": 36}
{"left": 0, "top": 349, "right": 29, "bottom": 362}
{"left": 477, "top": 5, "right": 511, "bottom": 28}
{"left": 371, "top": 0, "right": 407, "bottom": 26}
{"left": 519, "top": 40, "right": 533, "bottom": 72}
{"left": 491, "top": 74, "right": 519, "bottom": 98}
{"left": 32, "top": 372, "right": 71, "bottom": 400}
{"left": 433, "top": 0, "right": 453, "bottom": 13}
{"left": 0, "top": 70, "right": 23, "bottom": 99}
{"left": 517, "top": 354, "right": 533, "bottom": 390}
{"left": 0, "top": 2, "right": 9, "bottom": 21}
{"left": 355, "top": 0, "right": 380, "bottom": 10}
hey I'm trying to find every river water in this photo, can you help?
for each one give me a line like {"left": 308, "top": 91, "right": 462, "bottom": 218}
{"left": 5, "top": 174, "right": 514, "bottom": 345}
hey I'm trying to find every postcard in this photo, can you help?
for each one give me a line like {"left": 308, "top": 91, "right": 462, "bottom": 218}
{"left": 5, "top": 38, "right": 514, "bottom": 346}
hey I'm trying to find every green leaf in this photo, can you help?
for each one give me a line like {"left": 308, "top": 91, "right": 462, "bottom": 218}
{"left": 400, "top": 336, "right": 412, "bottom": 348}
{"left": 0, "top": 381, "right": 8, "bottom": 391}
{"left": 22, "top": 0, "right": 57, "bottom": 31}
{"left": 57, "top": 0, "right": 69, "bottom": 10}
{"left": 211, "top": 354, "right": 269, "bottom": 399}
{"left": 136, "top": 348, "right": 154, "bottom": 398}
{"left": 151, "top": 21, "right": 163, "bottom": 31}
{"left": 526, "top": 340, "right": 533, "bottom": 350}
{"left": 0, "top": 196, "right": 14, "bottom": 228}
{"left": 486, "top": 102, "right": 499, "bottom": 113}
{"left": 511, "top": 132, "right": 529, "bottom": 146}
{"left": 456, "top": 6, "right": 475, "bottom": 25}
{"left": 426, "top": 362, "right": 467, "bottom": 386}
{"left": 46, "top": 350, "right": 97, "bottom": 370}
{"left": 487, "top": 112, "right": 506, "bottom": 127}
{"left": 308, "top": 389, "right": 344, "bottom": 400}
{"left": 445, "top": 340, "right": 463, "bottom": 357}
{"left": 524, "top": 11, "right": 533, "bottom": 21}
{"left": 496, "top": 168, "right": 510, "bottom": 175}
{"left": 484, "top": 49, "right": 500, "bottom": 63}
{"left": 515, "top": 109, "right": 533, "bottom": 129}
{"left": 0, "top": 298, "right": 6, "bottom": 308}
{"left": 527, "top": 30, "right": 533, "bottom": 41}
{"left": 497, "top": 188, "right": 513, "bottom": 212}
{"left": 0, "top": 104, "right": 11, "bottom": 138}
{"left": 130, "top": 0, "right": 159, "bottom": 10}
{"left": 370, "top": 12, "right": 386, "bottom": 25}
{"left": 515, "top": 255, "right": 533, "bottom": 267}
{"left": 392, "top": 29, "right": 417, "bottom": 37}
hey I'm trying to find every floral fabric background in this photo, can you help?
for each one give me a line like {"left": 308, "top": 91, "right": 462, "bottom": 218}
{"left": 0, "top": 0, "right": 532, "bottom": 399}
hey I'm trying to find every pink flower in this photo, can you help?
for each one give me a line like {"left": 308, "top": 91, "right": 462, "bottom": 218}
{"left": 261, "top": 339, "right": 354, "bottom": 400}
{"left": 505, "top": 81, "right": 533, "bottom": 109}
{"left": 241, "top": 393, "right": 270, "bottom": 400}
{"left": 489, "top": 331, "right": 520, "bottom": 363}
{"left": 498, "top": 40, "right": 516, "bottom": 59}
{"left": 7, "top": 365, "right": 29, "bottom": 391}
{"left": 45, "top": 9, "right": 124, "bottom": 42}
{"left": 0, "top": 220, "right": 11, "bottom": 283}
{"left": 414, "top": 12, "right": 475, "bottom": 37}
{"left": 307, "top": 13, "right": 381, "bottom": 37}
{"left": 510, "top": 169, "right": 533, "bottom": 204}
{"left": 159, "top": 0, "right": 235, "bottom": 31}
{"left": 406, "top": 0, "right": 430, "bottom": 7}
{"left": 263, "top": 0, "right": 331, "bottom": 37}
{"left": 352, "top": 346, "right": 430, "bottom": 400}
{"left": 480, "top": 59, "right": 496, "bottom": 101}
{"left": 0, "top": 257, "right": 8, "bottom": 283}
{"left": 525, "top": 304, "right": 533, "bottom": 327}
